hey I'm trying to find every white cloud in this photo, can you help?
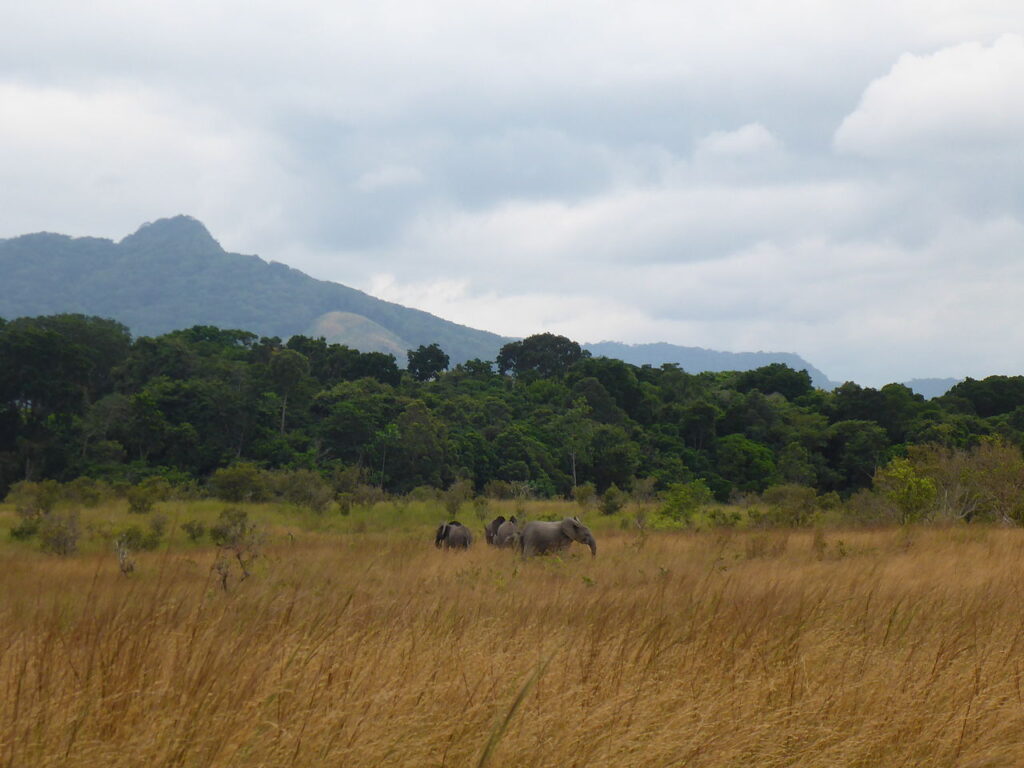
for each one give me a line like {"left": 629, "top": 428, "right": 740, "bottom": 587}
{"left": 696, "top": 123, "right": 781, "bottom": 157}
{"left": 835, "top": 33, "right": 1024, "bottom": 156}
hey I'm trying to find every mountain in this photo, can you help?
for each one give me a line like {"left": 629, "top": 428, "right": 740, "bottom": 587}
{"left": 584, "top": 341, "right": 837, "bottom": 390}
{"left": 2, "top": 215, "right": 842, "bottom": 384}
{"left": 0, "top": 216, "right": 508, "bottom": 363}
{"left": 903, "top": 378, "right": 962, "bottom": 400}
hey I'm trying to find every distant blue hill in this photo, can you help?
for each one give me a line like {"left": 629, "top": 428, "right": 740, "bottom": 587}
{"left": 583, "top": 341, "right": 837, "bottom": 390}
{"left": 902, "top": 378, "right": 961, "bottom": 400}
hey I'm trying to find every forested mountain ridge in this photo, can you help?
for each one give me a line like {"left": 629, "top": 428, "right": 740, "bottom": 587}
{"left": 0, "top": 216, "right": 509, "bottom": 364}
{"left": 0, "top": 215, "right": 842, "bottom": 383}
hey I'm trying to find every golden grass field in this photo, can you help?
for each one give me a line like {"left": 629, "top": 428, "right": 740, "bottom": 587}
{"left": 3, "top": 502, "right": 1024, "bottom": 767}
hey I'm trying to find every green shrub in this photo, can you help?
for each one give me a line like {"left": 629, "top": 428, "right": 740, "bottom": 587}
{"left": 659, "top": 480, "right": 714, "bottom": 524}
{"left": 39, "top": 511, "right": 81, "bottom": 556}
{"left": 759, "top": 484, "right": 819, "bottom": 527}
{"left": 272, "top": 469, "right": 334, "bottom": 512}
{"left": 10, "top": 513, "right": 41, "bottom": 541}
{"left": 6, "top": 480, "right": 62, "bottom": 515}
{"left": 336, "top": 493, "right": 354, "bottom": 516}
{"left": 181, "top": 519, "right": 207, "bottom": 542}
{"left": 408, "top": 485, "right": 440, "bottom": 502}
{"left": 483, "top": 479, "right": 513, "bottom": 500}
{"left": 573, "top": 482, "right": 596, "bottom": 508}
{"left": 117, "top": 513, "right": 167, "bottom": 552}
{"left": 600, "top": 484, "right": 627, "bottom": 516}
{"left": 444, "top": 479, "right": 474, "bottom": 517}
{"left": 210, "top": 508, "right": 253, "bottom": 548}
{"left": 209, "top": 463, "right": 270, "bottom": 503}
{"left": 126, "top": 485, "right": 158, "bottom": 514}
{"left": 707, "top": 506, "right": 742, "bottom": 528}
{"left": 64, "top": 477, "right": 111, "bottom": 507}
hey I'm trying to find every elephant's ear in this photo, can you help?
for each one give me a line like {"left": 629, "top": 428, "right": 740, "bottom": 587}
{"left": 496, "top": 516, "right": 506, "bottom": 525}
{"left": 560, "top": 518, "right": 578, "bottom": 538}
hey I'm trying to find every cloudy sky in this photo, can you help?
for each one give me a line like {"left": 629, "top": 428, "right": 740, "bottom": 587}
{"left": 2, "top": 1, "right": 1023, "bottom": 386}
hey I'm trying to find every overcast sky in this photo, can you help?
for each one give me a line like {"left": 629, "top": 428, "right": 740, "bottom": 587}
{"left": 2, "top": 2, "right": 1023, "bottom": 386}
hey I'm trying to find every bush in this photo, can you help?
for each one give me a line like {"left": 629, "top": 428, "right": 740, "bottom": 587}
{"left": 210, "top": 507, "right": 263, "bottom": 588}
{"left": 6, "top": 480, "right": 62, "bottom": 516}
{"left": 209, "top": 463, "right": 270, "bottom": 503}
{"left": 329, "top": 464, "right": 364, "bottom": 494}
{"left": 408, "top": 485, "right": 441, "bottom": 502}
{"left": 472, "top": 495, "right": 490, "bottom": 522}
{"left": 573, "top": 483, "right": 596, "bottom": 508}
{"left": 64, "top": 477, "right": 111, "bottom": 507}
{"left": 843, "top": 488, "right": 896, "bottom": 526}
{"left": 444, "top": 479, "right": 474, "bottom": 517}
{"left": 758, "top": 484, "right": 819, "bottom": 527}
{"left": 336, "top": 493, "right": 354, "bottom": 516}
{"left": 10, "top": 513, "right": 41, "bottom": 541}
{"left": 126, "top": 485, "right": 159, "bottom": 515}
{"left": 352, "top": 484, "right": 387, "bottom": 506}
{"left": 39, "top": 511, "right": 81, "bottom": 556}
{"left": 483, "top": 479, "right": 513, "bottom": 500}
{"left": 272, "top": 469, "right": 334, "bottom": 513}
{"left": 600, "top": 484, "right": 627, "bottom": 516}
{"left": 632, "top": 477, "right": 658, "bottom": 504}
{"left": 660, "top": 480, "right": 714, "bottom": 524}
{"left": 210, "top": 507, "right": 255, "bottom": 548}
{"left": 117, "top": 514, "right": 167, "bottom": 552}
{"left": 707, "top": 507, "right": 742, "bottom": 528}
{"left": 181, "top": 519, "right": 207, "bottom": 542}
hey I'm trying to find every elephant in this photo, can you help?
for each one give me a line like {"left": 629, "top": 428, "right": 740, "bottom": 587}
{"left": 484, "top": 515, "right": 506, "bottom": 545}
{"left": 493, "top": 516, "right": 519, "bottom": 548}
{"left": 435, "top": 521, "right": 472, "bottom": 549}
{"left": 518, "top": 517, "right": 596, "bottom": 557}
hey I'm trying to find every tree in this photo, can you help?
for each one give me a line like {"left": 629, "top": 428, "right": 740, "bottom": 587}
{"left": 735, "top": 363, "right": 813, "bottom": 401}
{"left": 944, "top": 375, "right": 1024, "bottom": 418}
{"left": 496, "top": 333, "right": 588, "bottom": 378}
{"left": 824, "top": 420, "right": 890, "bottom": 493}
{"left": 407, "top": 343, "right": 450, "bottom": 382}
{"left": 268, "top": 349, "right": 311, "bottom": 433}
{"left": 558, "top": 399, "right": 595, "bottom": 488}
{"left": 714, "top": 434, "right": 777, "bottom": 494}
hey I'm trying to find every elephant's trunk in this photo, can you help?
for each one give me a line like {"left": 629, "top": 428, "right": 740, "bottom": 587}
{"left": 586, "top": 536, "right": 597, "bottom": 557}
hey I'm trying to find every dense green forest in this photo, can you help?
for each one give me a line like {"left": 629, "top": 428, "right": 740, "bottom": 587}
{"left": 3, "top": 313, "right": 1024, "bottom": 521}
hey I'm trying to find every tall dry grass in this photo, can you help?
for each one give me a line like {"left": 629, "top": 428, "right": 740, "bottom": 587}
{"left": 2, "top": 526, "right": 1024, "bottom": 766}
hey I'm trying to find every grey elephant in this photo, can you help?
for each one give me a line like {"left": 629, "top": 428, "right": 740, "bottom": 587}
{"left": 493, "top": 516, "right": 519, "bottom": 548}
{"left": 484, "top": 515, "right": 506, "bottom": 545}
{"left": 435, "top": 521, "right": 472, "bottom": 549}
{"left": 518, "top": 517, "right": 596, "bottom": 557}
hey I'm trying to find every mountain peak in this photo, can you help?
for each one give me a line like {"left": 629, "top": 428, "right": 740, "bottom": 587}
{"left": 119, "top": 215, "right": 223, "bottom": 254}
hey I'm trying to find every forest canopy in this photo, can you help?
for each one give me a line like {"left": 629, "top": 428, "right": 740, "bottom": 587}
{"left": 1, "top": 313, "right": 1020, "bottom": 502}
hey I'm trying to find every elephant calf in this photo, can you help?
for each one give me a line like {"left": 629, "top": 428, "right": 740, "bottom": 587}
{"left": 519, "top": 517, "right": 596, "bottom": 557}
{"left": 435, "top": 521, "right": 472, "bottom": 549}
{"left": 493, "top": 517, "right": 519, "bottom": 548}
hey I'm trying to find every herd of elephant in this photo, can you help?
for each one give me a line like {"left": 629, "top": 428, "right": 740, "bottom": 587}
{"left": 434, "top": 515, "right": 597, "bottom": 557}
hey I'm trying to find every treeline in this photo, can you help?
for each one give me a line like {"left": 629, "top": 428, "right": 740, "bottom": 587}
{"left": 3, "top": 313, "right": 1024, "bottom": 508}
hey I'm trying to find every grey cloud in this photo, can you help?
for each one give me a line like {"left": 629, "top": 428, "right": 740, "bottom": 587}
{"left": 4, "top": 2, "right": 1024, "bottom": 387}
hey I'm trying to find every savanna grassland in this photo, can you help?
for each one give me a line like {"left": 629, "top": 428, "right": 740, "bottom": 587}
{"left": 3, "top": 501, "right": 1024, "bottom": 767}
